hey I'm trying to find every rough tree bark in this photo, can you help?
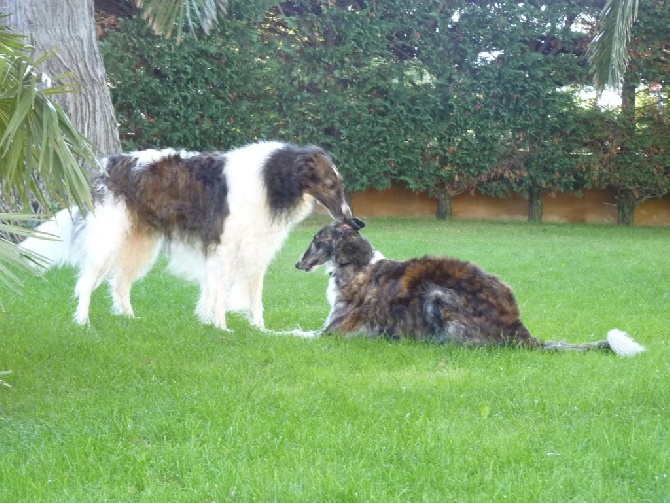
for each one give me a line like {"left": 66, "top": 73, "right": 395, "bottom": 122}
{"left": 1, "top": 0, "right": 121, "bottom": 158}
{"left": 527, "top": 185, "right": 543, "bottom": 222}
{"left": 617, "top": 189, "right": 635, "bottom": 225}
{"left": 436, "top": 188, "right": 452, "bottom": 220}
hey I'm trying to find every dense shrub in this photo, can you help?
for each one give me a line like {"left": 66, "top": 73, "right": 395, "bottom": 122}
{"left": 100, "top": 0, "right": 670, "bottom": 217}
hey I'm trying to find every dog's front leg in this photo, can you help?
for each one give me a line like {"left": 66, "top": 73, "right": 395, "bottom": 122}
{"left": 323, "top": 309, "right": 346, "bottom": 334}
{"left": 323, "top": 302, "right": 369, "bottom": 336}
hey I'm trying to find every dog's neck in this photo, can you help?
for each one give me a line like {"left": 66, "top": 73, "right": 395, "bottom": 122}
{"left": 324, "top": 236, "right": 384, "bottom": 319}
{"left": 330, "top": 236, "right": 381, "bottom": 283}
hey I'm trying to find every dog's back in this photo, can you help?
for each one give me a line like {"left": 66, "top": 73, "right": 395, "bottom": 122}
{"left": 330, "top": 255, "right": 538, "bottom": 346}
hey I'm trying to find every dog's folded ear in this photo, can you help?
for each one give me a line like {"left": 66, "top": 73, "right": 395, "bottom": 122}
{"left": 347, "top": 217, "right": 365, "bottom": 230}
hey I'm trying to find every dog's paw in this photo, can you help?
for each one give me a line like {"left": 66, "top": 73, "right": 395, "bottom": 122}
{"left": 250, "top": 321, "right": 266, "bottom": 331}
{"left": 111, "top": 305, "right": 135, "bottom": 318}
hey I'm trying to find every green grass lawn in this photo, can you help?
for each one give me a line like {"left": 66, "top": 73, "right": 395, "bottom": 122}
{"left": 1, "top": 217, "right": 669, "bottom": 502}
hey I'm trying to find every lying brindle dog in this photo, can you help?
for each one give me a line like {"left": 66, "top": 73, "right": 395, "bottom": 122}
{"left": 295, "top": 219, "right": 645, "bottom": 356}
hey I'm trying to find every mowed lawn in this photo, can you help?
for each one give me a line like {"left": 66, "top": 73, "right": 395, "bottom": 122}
{"left": 1, "top": 217, "right": 668, "bottom": 502}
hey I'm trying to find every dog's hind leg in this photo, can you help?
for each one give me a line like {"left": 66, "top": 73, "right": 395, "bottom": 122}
{"left": 73, "top": 198, "right": 131, "bottom": 325}
{"left": 110, "top": 228, "right": 161, "bottom": 317}
{"left": 422, "top": 285, "right": 472, "bottom": 344}
{"left": 74, "top": 253, "right": 117, "bottom": 325}
{"left": 247, "top": 270, "right": 265, "bottom": 330}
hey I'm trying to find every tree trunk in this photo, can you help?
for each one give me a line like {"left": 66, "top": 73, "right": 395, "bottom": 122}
{"left": 528, "top": 185, "right": 543, "bottom": 222}
{"left": 436, "top": 188, "right": 452, "bottom": 220}
{"left": 616, "top": 76, "right": 636, "bottom": 226}
{"left": 621, "top": 79, "right": 636, "bottom": 134}
{"left": 1, "top": 0, "right": 121, "bottom": 158}
{"left": 617, "top": 190, "right": 635, "bottom": 226}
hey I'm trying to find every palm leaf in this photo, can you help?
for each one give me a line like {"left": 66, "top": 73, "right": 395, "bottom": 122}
{"left": 0, "top": 214, "right": 50, "bottom": 306}
{"left": 588, "top": 0, "right": 640, "bottom": 93}
{"left": 135, "top": 0, "right": 228, "bottom": 43}
{"left": 0, "top": 16, "right": 97, "bottom": 300}
{"left": 0, "top": 51, "right": 95, "bottom": 212}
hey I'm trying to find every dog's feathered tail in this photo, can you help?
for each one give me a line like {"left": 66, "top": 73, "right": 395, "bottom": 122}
{"left": 543, "top": 329, "right": 645, "bottom": 357}
{"left": 19, "top": 208, "right": 83, "bottom": 271}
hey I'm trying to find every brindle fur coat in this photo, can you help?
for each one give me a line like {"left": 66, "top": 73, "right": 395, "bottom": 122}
{"left": 295, "top": 219, "right": 645, "bottom": 356}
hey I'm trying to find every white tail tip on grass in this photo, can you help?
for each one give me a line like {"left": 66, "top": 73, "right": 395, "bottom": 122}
{"left": 607, "top": 329, "right": 646, "bottom": 357}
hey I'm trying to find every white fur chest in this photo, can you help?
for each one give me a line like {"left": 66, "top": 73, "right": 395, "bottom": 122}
{"left": 324, "top": 263, "right": 338, "bottom": 326}
{"left": 323, "top": 252, "right": 383, "bottom": 328}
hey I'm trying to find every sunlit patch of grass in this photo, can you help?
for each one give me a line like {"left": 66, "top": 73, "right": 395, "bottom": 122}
{"left": 1, "top": 218, "right": 668, "bottom": 501}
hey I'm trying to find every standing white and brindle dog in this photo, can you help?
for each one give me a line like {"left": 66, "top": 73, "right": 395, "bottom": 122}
{"left": 21, "top": 141, "right": 352, "bottom": 330}
{"left": 296, "top": 219, "right": 645, "bottom": 356}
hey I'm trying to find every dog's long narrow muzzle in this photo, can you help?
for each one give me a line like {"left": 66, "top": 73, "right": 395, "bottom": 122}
{"left": 323, "top": 201, "right": 352, "bottom": 221}
{"left": 295, "top": 259, "right": 310, "bottom": 271}
{"left": 295, "top": 254, "right": 320, "bottom": 272}
{"left": 317, "top": 191, "right": 352, "bottom": 221}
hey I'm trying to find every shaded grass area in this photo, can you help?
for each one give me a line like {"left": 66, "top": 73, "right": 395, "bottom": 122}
{"left": 1, "top": 217, "right": 669, "bottom": 501}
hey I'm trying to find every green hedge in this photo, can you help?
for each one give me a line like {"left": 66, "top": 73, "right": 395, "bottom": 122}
{"left": 100, "top": 0, "right": 670, "bottom": 213}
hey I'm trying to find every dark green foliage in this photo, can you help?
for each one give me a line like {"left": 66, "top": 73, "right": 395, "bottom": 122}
{"left": 588, "top": 96, "right": 670, "bottom": 216}
{"left": 100, "top": 0, "right": 670, "bottom": 218}
{"left": 586, "top": 0, "right": 670, "bottom": 224}
{"left": 102, "top": 17, "right": 279, "bottom": 149}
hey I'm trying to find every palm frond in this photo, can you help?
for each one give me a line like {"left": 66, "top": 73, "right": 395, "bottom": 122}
{"left": 0, "top": 212, "right": 54, "bottom": 299}
{"left": 587, "top": 0, "right": 640, "bottom": 93}
{"left": 0, "top": 52, "right": 95, "bottom": 212}
{"left": 135, "top": 0, "right": 228, "bottom": 43}
{"left": 0, "top": 16, "right": 97, "bottom": 299}
{"left": 0, "top": 214, "right": 46, "bottom": 304}
{"left": 0, "top": 18, "right": 27, "bottom": 54}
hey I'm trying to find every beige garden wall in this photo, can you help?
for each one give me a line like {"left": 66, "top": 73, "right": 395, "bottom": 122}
{"left": 346, "top": 184, "right": 670, "bottom": 226}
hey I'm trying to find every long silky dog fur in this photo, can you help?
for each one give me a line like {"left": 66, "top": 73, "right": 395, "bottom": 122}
{"left": 295, "top": 219, "right": 645, "bottom": 357}
{"left": 21, "top": 141, "right": 352, "bottom": 330}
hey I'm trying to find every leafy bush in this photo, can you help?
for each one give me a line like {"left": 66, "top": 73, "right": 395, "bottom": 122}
{"left": 100, "top": 0, "right": 670, "bottom": 212}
